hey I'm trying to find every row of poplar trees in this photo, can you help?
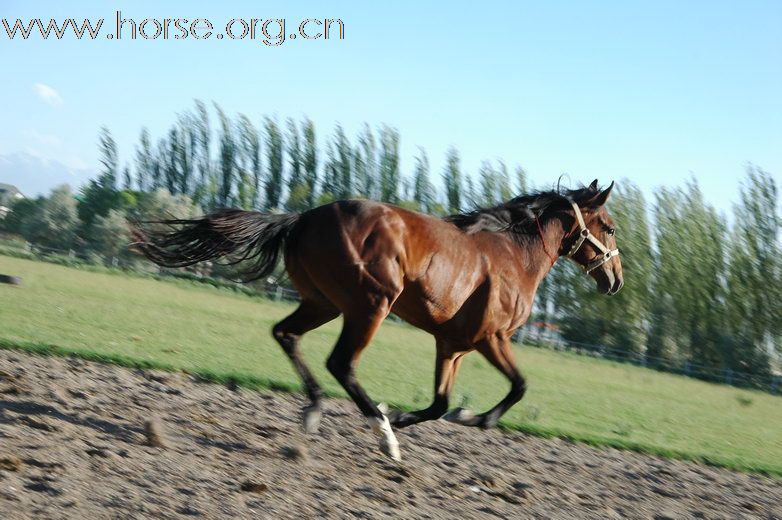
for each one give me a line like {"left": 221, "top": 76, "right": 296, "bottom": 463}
{"left": 104, "top": 101, "right": 779, "bottom": 381}
{"left": 114, "top": 101, "right": 528, "bottom": 215}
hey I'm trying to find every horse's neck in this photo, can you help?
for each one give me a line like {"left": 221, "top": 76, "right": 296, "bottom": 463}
{"left": 519, "top": 219, "right": 566, "bottom": 286}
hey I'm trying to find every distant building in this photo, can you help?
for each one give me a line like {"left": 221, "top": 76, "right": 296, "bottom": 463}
{"left": 0, "top": 183, "right": 25, "bottom": 218}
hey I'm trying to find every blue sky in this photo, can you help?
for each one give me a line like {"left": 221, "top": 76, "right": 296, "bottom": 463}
{"left": 1, "top": 0, "right": 780, "bottom": 211}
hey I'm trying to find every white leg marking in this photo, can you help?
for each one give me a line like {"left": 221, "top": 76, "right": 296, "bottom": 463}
{"left": 369, "top": 415, "right": 401, "bottom": 461}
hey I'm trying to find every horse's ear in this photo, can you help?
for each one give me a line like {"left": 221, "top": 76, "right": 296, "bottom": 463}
{"left": 585, "top": 181, "right": 614, "bottom": 208}
{"left": 589, "top": 179, "right": 599, "bottom": 191}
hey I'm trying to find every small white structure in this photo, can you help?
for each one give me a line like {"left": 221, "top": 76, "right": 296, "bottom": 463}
{"left": 0, "top": 183, "right": 24, "bottom": 219}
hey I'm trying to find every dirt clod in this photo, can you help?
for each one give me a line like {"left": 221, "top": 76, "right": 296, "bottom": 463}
{"left": 144, "top": 418, "right": 166, "bottom": 448}
{"left": 66, "top": 389, "right": 89, "bottom": 399}
{"left": 476, "top": 470, "right": 504, "bottom": 489}
{"left": 280, "top": 444, "right": 307, "bottom": 461}
{"left": 240, "top": 481, "right": 269, "bottom": 493}
{"left": 85, "top": 448, "right": 113, "bottom": 458}
{"left": 19, "top": 415, "right": 59, "bottom": 432}
{"left": 0, "top": 455, "right": 22, "bottom": 471}
{"left": 1, "top": 384, "right": 21, "bottom": 394}
{"left": 25, "top": 480, "right": 62, "bottom": 496}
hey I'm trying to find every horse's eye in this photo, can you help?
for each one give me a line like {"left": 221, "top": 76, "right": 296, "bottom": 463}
{"left": 607, "top": 228, "right": 615, "bottom": 236}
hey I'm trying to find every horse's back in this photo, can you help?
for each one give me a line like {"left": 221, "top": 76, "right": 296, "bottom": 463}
{"left": 294, "top": 200, "right": 470, "bottom": 262}
{"left": 285, "top": 200, "right": 483, "bottom": 316}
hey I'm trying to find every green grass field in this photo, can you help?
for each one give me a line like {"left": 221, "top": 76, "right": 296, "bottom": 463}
{"left": 1, "top": 254, "right": 780, "bottom": 476}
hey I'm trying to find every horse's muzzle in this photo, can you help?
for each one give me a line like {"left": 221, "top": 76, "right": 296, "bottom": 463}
{"left": 596, "top": 268, "right": 623, "bottom": 296}
{"left": 609, "top": 276, "right": 624, "bottom": 295}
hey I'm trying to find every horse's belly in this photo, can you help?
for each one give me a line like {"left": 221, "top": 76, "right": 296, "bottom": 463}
{"left": 391, "top": 277, "right": 491, "bottom": 339}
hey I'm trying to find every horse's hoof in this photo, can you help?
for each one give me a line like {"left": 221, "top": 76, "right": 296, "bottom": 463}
{"left": 380, "top": 438, "right": 402, "bottom": 461}
{"left": 443, "top": 407, "right": 475, "bottom": 424}
{"left": 378, "top": 406, "right": 404, "bottom": 425}
{"left": 369, "top": 415, "right": 401, "bottom": 461}
{"left": 387, "top": 411, "right": 408, "bottom": 427}
{"left": 480, "top": 412, "right": 499, "bottom": 429}
{"left": 301, "top": 405, "right": 322, "bottom": 434}
{"left": 377, "top": 403, "right": 407, "bottom": 427}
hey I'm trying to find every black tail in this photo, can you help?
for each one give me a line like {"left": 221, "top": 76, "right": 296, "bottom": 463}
{"left": 132, "top": 209, "right": 300, "bottom": 281}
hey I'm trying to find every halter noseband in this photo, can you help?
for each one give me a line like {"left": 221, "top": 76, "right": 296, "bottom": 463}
{"left": 565, "top": 199, "right": 620, "bottom": 274}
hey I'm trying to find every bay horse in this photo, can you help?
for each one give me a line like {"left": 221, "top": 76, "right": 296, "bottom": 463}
{"left": 134, "top": 180, "right": 623, "bottom": 461}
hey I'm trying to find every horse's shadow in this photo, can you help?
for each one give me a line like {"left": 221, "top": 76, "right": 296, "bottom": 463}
{"left": 0, "top": 399, "right": 144, "bottom": 443}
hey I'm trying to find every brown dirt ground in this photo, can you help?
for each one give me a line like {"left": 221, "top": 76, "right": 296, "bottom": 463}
{"left": 0, "top": 349, "right": 780, "bottom": 520}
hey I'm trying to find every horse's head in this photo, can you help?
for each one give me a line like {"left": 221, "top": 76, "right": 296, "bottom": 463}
{"left": 565, "top": 180, "right": 624, "bottom": 295}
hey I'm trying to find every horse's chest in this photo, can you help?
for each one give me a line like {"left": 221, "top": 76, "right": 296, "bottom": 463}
{"left": 491, "top": 281, "right": 534, "bottom": 331}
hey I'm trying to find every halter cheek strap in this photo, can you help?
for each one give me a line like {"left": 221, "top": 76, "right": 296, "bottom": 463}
{"left": 566, "top": 199, "right": 620, "bottom": 274}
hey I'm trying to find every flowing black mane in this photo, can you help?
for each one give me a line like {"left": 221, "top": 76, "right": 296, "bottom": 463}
{"left": 444, "top": 185, "right": 597, "bottom": 236}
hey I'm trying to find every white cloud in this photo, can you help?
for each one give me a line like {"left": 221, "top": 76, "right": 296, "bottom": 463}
{"left": 33, "top": 83, "right": 64, "bottom": 107}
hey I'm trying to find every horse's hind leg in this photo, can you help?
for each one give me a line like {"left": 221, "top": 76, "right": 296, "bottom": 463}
{"left": 326, "top": 306, "right": 402, "bottom": 460}
{"left": 272, "top": 300, "right": 339, "bottom": 433}
{"left": 446, "top": 335, "right": 526, "bottom": 429}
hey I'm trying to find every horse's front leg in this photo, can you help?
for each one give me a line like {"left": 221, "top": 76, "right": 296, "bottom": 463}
{"left": 444, "top": 335, "right": 526, "bottom": 429}
{"left": 386, "top": 341, "right": 467, "bottom": 428}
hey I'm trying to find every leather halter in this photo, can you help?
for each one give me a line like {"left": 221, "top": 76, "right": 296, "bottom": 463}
{"left": 565, "top": 199, "right": 620, "bottom": 274}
